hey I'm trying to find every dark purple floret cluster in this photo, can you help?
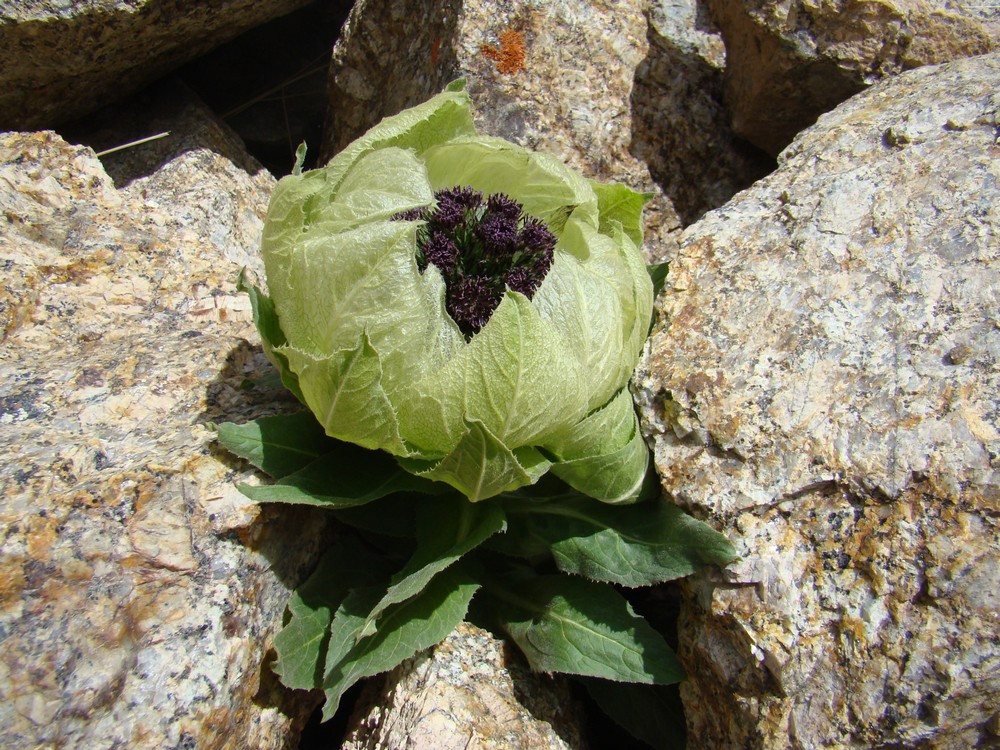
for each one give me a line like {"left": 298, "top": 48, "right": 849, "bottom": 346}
{"left": 394, "top": 186, "right": 557, "bottom": 338}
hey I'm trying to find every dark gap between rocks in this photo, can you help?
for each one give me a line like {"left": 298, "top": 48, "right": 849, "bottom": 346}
{"left": 298, "top": 682, "right": 366, "bottom": 749}
{"left": 61, "top": 0, "right": 351, "bottom": 180}
{"left": 630, "top": 7, "right": 775, "bottom": 227}
{"left": 176, "top": 0, "right": 352, "bottom": 176}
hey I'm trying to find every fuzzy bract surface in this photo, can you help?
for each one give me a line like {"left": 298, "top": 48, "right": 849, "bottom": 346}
{"left": 258, "top": 82, "right": 653, "bottom": 502}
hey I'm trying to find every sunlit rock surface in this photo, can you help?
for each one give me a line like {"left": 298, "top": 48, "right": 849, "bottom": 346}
{"left": 708, "top": 0, "right": 1000, "bottom": 155}
{"left": 0, "top": 96, "right": 326, "bottom": 748}
{"left": 636, "top": 52, "right": 1000, "bottom": 749}
{"left": 342, "top": 622, "right": 585, "bottom": 750}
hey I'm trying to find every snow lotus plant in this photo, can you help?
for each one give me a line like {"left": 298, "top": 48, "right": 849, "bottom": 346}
{"left": 214, "top": 82, "right": 734, "bottom": 743}
{"left": 256, "top": 81, "right": 653, "bottom": 503}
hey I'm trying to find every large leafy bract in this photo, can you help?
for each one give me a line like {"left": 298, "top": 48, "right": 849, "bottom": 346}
{"left": 419, "top": 136, "right": 598, "bottom": 230}
{"left": 544, "top": 388, "right": 649, "bottom": 503}
{"left": 402, "top": 419, "right": 552, "bottom": 501}
{"left": 398, "top": 293, "right": 588, "bottom": 454}
{"left": 256, "top": 82, "right": 654, "bottom": 503}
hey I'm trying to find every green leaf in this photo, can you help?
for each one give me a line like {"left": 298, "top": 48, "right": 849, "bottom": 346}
{"left": 647, "top": 261, "right": 669, "bottom": 298}
{"left": 292, "top": 141, "right": 307, "bottom": 176}
{"left": 238, "top": 441, "right": 446, "bottom": 508}
{"left": 321, "top": 565, "right": 480, "bottom": 720}
{"left": 318, "top": 86, "right": 477, "bottom": 192}
{"left": 580, "top": 678, "right": 687, "bottom": 750}
{"left": 529, "top": 246, "right": 629, "bottom": 413}
{"left": 237, "top": 270, "right": 304, "bottom": 403}
{"left": 332, "top": 493, "right": 419, "bottom": 538}
{"left": 419, "top": 137, "right": 598, "bottom": 231}
{"left": 402, "top": 418, "right": 551, "bottom": 502}
{"left": 213, "top": 411, "right": 335, "bottom": 479}
{"left": 481, "top": 566, "right": 684, "bottom": 684}
{"left": 590, "top": 180, "right": 652, "bottom": 247}
{"left": 399, "top": 292, "right": 588, "bottom": 457}
{"left": 274, "top": 585, "right": 332, "bottom": 690}
{"left": 548, "top": 389, "right": 650, "bottom": 504}
{"left": 506, "top": 494, "right": 737, "bottom": 587}
{"left": 272, "top": 535, "right": 396, "bottom": 690}
{"left": 314, "top": 147, "right": 435, "bottom": 233}
{"left": 284, "top": 332, "right": 411, "bottom": 456}
{"left": 358, "top": 494, "right": 505, "bottom": 637}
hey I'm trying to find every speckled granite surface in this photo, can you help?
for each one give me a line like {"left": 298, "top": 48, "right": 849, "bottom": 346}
{"left": 707, "top": 0, "right": 1000, "bottom": 155}
{"left": 0, "top": 97, "right": 327, "bottom": 748}
{"left": 636, "top": 52, "right": 1000, "bottom": 748}
{"left": 343, "top": 622, "right": 586, "bottom": 750}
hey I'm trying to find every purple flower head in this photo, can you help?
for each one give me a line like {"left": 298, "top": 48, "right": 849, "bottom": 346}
{"left": 393, "top": 206, "right": 430, "bottom": 222}
{"left": 411, "top": 186, "right": 558, "bottom": 339}
{"left": 504, "top": 266, "right": 537, "bottom": 297}
{"left": 432, "top": 196, "right": 465, "bottom": 230}
{"left": 477, "top": 213, "right": 519, "bottom": 255}
{"left": 432, "top": 187, "right": 482, "bottom": 229}
{"left": 486, "top": 193, "right": 522, "bottom": 221}
{"left": 447, "top": 186, "right": 484, "bottom": 210}
{"left": 530, "top": 246, "right": 554, "bottom": 280}
{"left": 447, "top": 275, "right": 503, "bottom": 336}
{"left": 519, "top": 218, "right": 557, "bottom": 255}
{"left": 422, "top": 232, "right": 459, "bottom": 274}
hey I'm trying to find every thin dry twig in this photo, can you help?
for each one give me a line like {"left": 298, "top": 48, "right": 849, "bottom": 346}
{"left": 220, "top": 56, "right": 328, "bottom": 120}
{"left": 95, "top": 131, "right": 170, "bottom": 157}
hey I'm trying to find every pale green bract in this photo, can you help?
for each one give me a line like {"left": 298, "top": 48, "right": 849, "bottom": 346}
{"left": 258, "top": 81, "right": 653, "bottom": 503}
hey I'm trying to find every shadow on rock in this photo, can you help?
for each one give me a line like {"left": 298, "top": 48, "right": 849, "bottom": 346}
{"left": 199, "top": 339, "right": 335, "bottom": 591}
{"left": 630, "top": 2, "right": 773, "bottom": 226}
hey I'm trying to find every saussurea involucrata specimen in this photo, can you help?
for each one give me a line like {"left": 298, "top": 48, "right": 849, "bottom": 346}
{"left": 212, "top": 81, "right": 735, "bottom": 745}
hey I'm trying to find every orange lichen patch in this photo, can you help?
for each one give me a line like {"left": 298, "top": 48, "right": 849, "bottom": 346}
{"left": 431, "top": 37, "right": 442, "bottom": 66}
{"left": 482, "top": 29, "right": 526, "bottom": 75}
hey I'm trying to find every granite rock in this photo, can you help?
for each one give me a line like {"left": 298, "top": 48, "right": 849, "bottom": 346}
{"left": 0, "top": 94, "right": 327, "bottom": 748}
{"left": 322, "top": 0, "right": 772, "bottom": 259}
{"left": 342, "top": 622, "right": 586, "bottom": 750}
{"left": 635, "top": 51, "right": 1000, "bottom": 748}
{"left": 708, "top": 0, "right": 1000, "bottom": 155}
{"left": 322, "top": 0, "right": 649, "bottom": 188}
{"left": 632, "top": 0, "right": 774, "bottom": 225}
{"left": 0, "top": 0, "right": 313, "bottom": 129}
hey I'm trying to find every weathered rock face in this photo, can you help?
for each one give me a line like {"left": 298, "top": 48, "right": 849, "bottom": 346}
{"left": 0, "top": 0, "right": 313, "bottom": 129}
{"left": 635, "top": 51, "right": 1000, "bottom": 748}
{"left": 0, "top": 94, "right": 327, "bottom": 748}
{"left": 342, "top": 622, "right": 585, "bottom": 750}
{"left": 632, "top": 0, "right": 774, "bottom": 225}
{"left": 708, "top": 0, "right": 1000, "bottom": 155}
{"left": 323, "top": 0, "right": 647, "bottom": 185}
{"left": 322, "top": 0, "right": 769, "bottom": 257}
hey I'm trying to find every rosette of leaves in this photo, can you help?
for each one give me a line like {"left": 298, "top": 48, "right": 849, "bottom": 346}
{"left": 253, "top": 80, "right": 654, "bottom": 504}
{"left": 214, "top": 82, "right": 734, "bottom": 745}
